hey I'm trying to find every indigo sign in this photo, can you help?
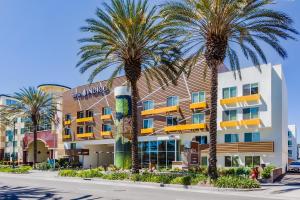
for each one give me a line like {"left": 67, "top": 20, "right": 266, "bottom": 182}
{"left": 72, "top": 86, "right": 110, "bottom": 100}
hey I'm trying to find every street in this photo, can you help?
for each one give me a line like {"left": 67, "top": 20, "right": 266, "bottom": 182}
{"left": 0, "top": 171, "right": 298, "bottom": 200}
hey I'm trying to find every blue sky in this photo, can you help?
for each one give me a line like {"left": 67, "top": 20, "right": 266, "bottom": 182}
{"left": 0, "top": 0, "right": 299, "bottom": 141}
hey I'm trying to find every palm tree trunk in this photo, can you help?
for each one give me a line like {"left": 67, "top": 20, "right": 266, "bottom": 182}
{"left": 32, "top": 117, "right": 38, "bottom": 169}
{"left": 130, "top": 80, "right": 139, "bottom": 174}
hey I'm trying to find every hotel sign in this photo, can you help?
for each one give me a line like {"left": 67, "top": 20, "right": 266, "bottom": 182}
{"left": 72, "top": 86, "right": 110, "bottom": 100}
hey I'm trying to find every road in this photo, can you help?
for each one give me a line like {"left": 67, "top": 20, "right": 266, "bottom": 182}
{"left": 0, "top": 172, "right": 294, "bottom": 200}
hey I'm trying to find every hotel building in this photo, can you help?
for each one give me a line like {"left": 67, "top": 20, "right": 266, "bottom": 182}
{"left": 62, "top": 63, "right": 288, "bottom": 171}
{"left": 288, "top": 125, "right": 297, "bottom": 162}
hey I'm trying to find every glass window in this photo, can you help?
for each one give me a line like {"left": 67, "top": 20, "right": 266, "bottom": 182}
{"left": 288, "top": 131, "right": 293, "bottom": 138}
{"left": 158, "top": 141, "right": 166, "bottom": 151}
{"left": 288, "top": 140, "right": 292, "bottom": 147}
{"left": 65, "top": 114, "right": 71, "bottom": 121}
{"left": 244, "top": 132, "right": 260, "bottom": 142}
{"left": 166, "top": 116, "right": 178, "bottom": 126}
{"left": 192, "top": 91, "right": 205, "bottom": 103}
{"left": 243, "top": 107, "right": 259, "bottom": 119}
{"left": 77, "top": 111, "right": 84, "bottom": 119}
{"left": 195, "top": 136, "right": 208, "bottom": 144}
{"left": 192, "top": 113, "right": 205, "bottom": 124}
{"left": 201, "top": 156, "right": 208, "bottom": 166}
{"left": 103, "top": 124, "right": 112, "bottom": 131}
{"left": 223, "top": 87, "right": 237, "bottom": 99}
{"left": 70, "top": 143, "right": 76, "bottom": 149}
{"left": 77, "top": 126, "right": 84, "bottom": 134}
{"left": 225, "top": 156, "right": 239, "bottom": 167}
{"left": 243, "top": 83, "right": 259, "bottom": 96}
{"left": 225, "top": 134, "right": 239, "bottom": 143}
{"left": 245, "top": 156, "right": 260, "bottom": 167}
{"left": 64, "top": 128, "right": 71, "bottom": 135}
{"left": 143, "top": 118, "right": 153, "bottom": 129}
{"left": 143, "top": 101, "right": 154, "bottom": 110}
{"left": 103, "top": 107, "right": 112, "bottom": 115}
{"left": 86, "top": 110, "right": 93, "bottom": 117}
{"left": 167, "top": 140, "right": 175, "bottom": 151}
{"left": 21, "top": 128, "right": 25, "bottom": 134}
{"left": 85, "top": 125, "right": 93, "bottom": 133}
{"left": 5, "top": 99, "right": 17, "bottom": 106}
{"left": 223, "top": 110, "right": 237, "bottom": 121}
{"left": 167, "top": 96, "right": 179, "bottom": 107}
{"left": 225, "top": 156, "right": 232, "bottom": 167}
{"left": 288, "top": 150, "right": 293, "bottom": 157}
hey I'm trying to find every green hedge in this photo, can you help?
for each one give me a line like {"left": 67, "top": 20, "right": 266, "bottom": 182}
{"left": 0, "top": 165, "right": 32, "bottom": 174}
{"left": 214, "top": 176, "right": 260, "bottom": 189}
{"left": 261, "top": 165, "right": 276, "bottom": 179}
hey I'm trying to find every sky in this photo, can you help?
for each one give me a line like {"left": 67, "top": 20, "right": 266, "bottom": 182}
{"left": 0, "top": 0, "right": 299, "bottom": 142}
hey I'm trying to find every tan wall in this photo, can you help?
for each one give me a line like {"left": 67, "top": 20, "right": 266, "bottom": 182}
{"left": 27, "top": 140, "right": 49, "bottom": 163}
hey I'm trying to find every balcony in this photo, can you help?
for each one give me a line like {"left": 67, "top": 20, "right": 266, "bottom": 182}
{"left": 240, "top": 118, "right": 261, "bottom": 126}
{"left": 220, "top": 97, "right": 238, "bottom": 105}
{"left": 63, "top": 135, "right": 71, "bottom": 139}
{"left": 200, "top": 141, "right": 274, "bottom": 153}
{"left": 76, "top": 117, "right": 93, "bottom": 123}
{"left": 141, "top": 128, "right": 155, "bottom": 135}
{"left": 101, "top": 131, "right": 112, "bottom": 137}
{"left": 101, "top": 114, "right": 112, "bottom": 120}
{"left": 76, "top": 133, "right": 94, "bottom": 138}
{"left": 239, "top": 94, "right": 260, "bottom": 102}
{"left": 164, "top": 123, "right": 206, "bottom": 132}
{"left": 189, "top": 102, "right": 206, "bottom": 110}
{"left": 220, "top": 120, "right": 239, "bottom": 128}
{"left": 64, "top": 120, "right": 71, "bottom": 125}
{"left": 141, "top": 106, "right": 179, "bottom": 116}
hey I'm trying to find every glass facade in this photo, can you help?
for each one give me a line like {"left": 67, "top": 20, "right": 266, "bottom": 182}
{"left": 143, "top": 119, "right": 153, "bottom": 129}
{"left": 223, "top": 110, "right": 237, "bottom": 121}
{"left": 103, "top": 107, "right": 112, "bottom": 115}
{"left": 103, "top": 124, "right": 112, "bottom": 131}
{"left": 191, "top": 91, "right": 205, "bottom": 103}
{"left": 225, "top": 134, "right": 239, "bottom": 143}
{"left": 143, "top": 101, "right": 154, "bottom": 110}
{"left": 244, "top": 132, "right": 260, "bottom": 142}
{"left": 225, "top": 156, "right": 239, "bottom": 167}
{"left": 195, "top": 135, "right": 207, "bottom": 144}
{"left": 243, "top": 83, "right": 259, "bottom": 96}
{"left": 166, "top": 116, "right": 177, "bottom": 126}
{"left": 167, "top": 96, "right": 179, "bottom": 107}
{"left": 243, "top": 107, "right": 259, "bottom": 119}
{"left": 223, "top": 87, "right": 237, "bottom": 99}
{"left": 77, "top": 126, "right": 84, "bottom": 134}
{"left": 245, "top": 156, "right": 260, "bottom": 167}
{"left": 138, "top": 140, "right": 180, "bottom": 169}
{"left": 192, "top": 113, "right": 205, "bottom": 124}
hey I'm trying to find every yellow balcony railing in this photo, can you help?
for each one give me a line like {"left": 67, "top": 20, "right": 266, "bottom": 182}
{"left": 63, "top": 135, "right": 71, "bottom": 139}
{"left": 141, "top": 128, "right": 154, "bottom": 135}
{"left": 164, "top": 123, "right": 206, "bottom": 132}
{"left": 101, "top": 131, "right": 112, "bottom": 137}
{"left": 220, "top": 120, "right": 239, "bottom": 128}
{"left": 240, "top": 118, "right": 261, "bottom": 126}
{"left": 64, "top": 120, "right": 71, "bottom": 125}
{"left": 101, "top": 114, "right": 112, "bottom": 120}
{"left": 189, "top": 102, "right": 206, "bottom": 110}
{"left": 141, "top": 105, "right": 179, "bottom": 116}
{"left": 76, "top": 133, "right": 94, "bottom": 138}
{"left": 76, "top": 117, "right": 93, "bottom": 123}
{"left": 239, "top": 94, "right": 260, "bottom": 102}
{"left": 220, "top": 97, "right": 239, "bottom": 105}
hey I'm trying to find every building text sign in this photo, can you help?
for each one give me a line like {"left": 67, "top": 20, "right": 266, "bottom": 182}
{"left": 72, "top": 86, "right": 110, "bottom": 100}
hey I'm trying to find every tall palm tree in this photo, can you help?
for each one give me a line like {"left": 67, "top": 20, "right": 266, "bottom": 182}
{"left": 0, "top": 87, "right": 58, "bottom": 168}
{"left": 161, "top": 0, "right": 298, "bottom": 179}
{"left": 77, "top": 0, "right": 182, "bottom": 173}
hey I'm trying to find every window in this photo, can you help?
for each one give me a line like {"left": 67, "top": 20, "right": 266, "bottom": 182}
{"left": 201, "top": 156, "right": 208, "bottom": 166}
{"left": 225, "top": 156, "right": 239, "bottom": 167}
{"left": 167, "top": 96, "right": 179, "bottom": 107}
{"left": 192, "top": 113, "right": 205, "bottom": 124}
{"left": 103, "top": 107, "right": 112, "bottom": 115}
{"left": 143, "top": 101, "right": 154, "bottom": 110}
{"left": 77, "top": 126, "right": 84, "bottom": 134}
{"left": 65, "top": 114, "right": 71, "bottom": 121}
{"left": 288, "top": 131, "right": 292, "bottom": 138}
{"left": 86, "top": 110, "right": 93, "bottom": 117}
{"left": 85, "top": 125, "right": 93, "bottom": 133}
{"left": 70, "top": 143, "right": 76, "bottom": 149}
{"left": 5, "top": 99, "right": 17, "bottom": 106}
{"left": 166, "top": 116, "right": 177, "bottom": 126}
{"left": 195, "top": 136, "right": 208, "bottom": 144}
{"left": 223, "top": 87, "right": 237, "bottom": 99}
{"left": 13, "top": 141, "right": 17, "bottom": 147}
{"left": 64, "top": 128, "right": 71, "bottom": 135}
{"left": 21, "top": 128, "right": 25, "bottom": 134}
{"left": 143, "top": 118, "right": 153, "bottom": 129}
{"left": 244, "top": 132, "right": 260, "bottom": 142}
{"left": 243, "top": 107, "right": 259, "bottom": 119}
{"left": 192, "top": 91, "right": 205, "bottom": 103}
{"left": 225, "top": 134, "right": 239, "bottom": 143}
{"left": 288, "top": 140, "right": 293, "bottom": 147}
{"left": 243, "top": 83, "right": 259, "bottom": 96}
{"left": 245, "top": 156, "right": 260, "bottom": 167}
{"left": 288, "top": 150, "right": 293, "bottom": 157}
{"left": 77, "top": 111, "right": 84, "bottom": 119}
{"left": 103, "top": 124, "right": 112, "bottom": 132}
{"left": 223, "top": 110, "right": 237, "bottom": 121}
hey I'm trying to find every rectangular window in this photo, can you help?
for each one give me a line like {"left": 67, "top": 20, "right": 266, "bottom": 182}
{"left": 195, "top": 136, "right": 208, "bottom": 144}
{"left": 13, "top": 141, "right": 17, "bottom": 147}
{"left": 288, "top": 131, "right": 292, "bottom": 138}
{"left": 244, "top": 132, "right": 260, "bottom": 142}
{"left": 70, "top": 143, "right": 76, "bottom": 149}
{"left": 65, "top": 114, "right": 71, "bottom": 121}
{"left": 225, "top": 134, "right": 239, "bottom": 143}
{"left": 191, "top": 91, "right": 205, "bottom": 103}
{"left": 85, "top": 125, "right": 93, "bottom": 133}
{"left": 243, "top": 107, "right": 259, "bottom": 119}
{"left": 223, "top": 110, "right": 237, "bottom": 121}
{"left": 243, "top": 83, "right": 259, "bottom": 96}
{"left": 167, "top": 96, "right": 179, "bottom": 107}
{"left": 21, "top": 128, "right": 25, "bottom": 134}
{"left": 192, "top": 113, "right": 205, "bottom": 124}
{"left": 86, "top": 110, "right": 93, "bottom": 117}
{"left": 102, "top": 124, "right": 112, "bottom": 132}
{"left": 5, "top": 99, "right": 17, "bottom": 106}
{"left": 77, "top": 126, "right": 84, "bottom": 134}
{"left": 143, "top": 119, "right": 153, "bottom": 129}
{"left": 222, "top": 87, "right": 237, "bottom": 99}
{"left": 143, "top": 101, "right": 154, "bottom": 110}
{"left": 166, "top": 116, "right": 177, "bottom": 126}
{"left": 288, "top": 150, "right": 293, "bottom": 157}
{"left": 288, "top": 140, "right": 293, "bottom": 147}
{"left": 201, "top": 156, "right": 208, "bottom": 166}
{"left": 64, "top": 128, "right": 71, "bottom": 135}
{"left": 245, "top": 156, "right": 261, "bottom": 167}
{"left": 225, "top": 156, "right": 239, "bottom": 167}
{"left": 77, "top": 111, "right": 84, "bottom": 119}
{"left": 103, "top": 107, "right": 112, "bottom": 115}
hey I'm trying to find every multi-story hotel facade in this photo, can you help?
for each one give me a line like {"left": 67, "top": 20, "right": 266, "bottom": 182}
{"left": 288, "top": 125, "right": 297, "bottom": 162}
{"left": 62, "top": 63, "right": 289, "bottom": 171}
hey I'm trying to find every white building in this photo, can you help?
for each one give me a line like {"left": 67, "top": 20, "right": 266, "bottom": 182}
{"left": 288, "top": 125, "right": 297, "bottom": 161}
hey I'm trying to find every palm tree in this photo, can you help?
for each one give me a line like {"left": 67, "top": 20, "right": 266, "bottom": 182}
{"left": 161, "top": 0, "right": 298, "bottom": 179}
{"left": 0, "top": 87, "right": 58, "bottom": 168}
{"left": 77, "top": 0, "right": 182, "bottom": 173}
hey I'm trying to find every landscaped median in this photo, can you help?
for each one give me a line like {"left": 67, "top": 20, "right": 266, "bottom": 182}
{"left": 58, "top": 166, "right": 261, "bottom": 189}
{"left": 0, "top": 165, "right": 32, "bottom": 174}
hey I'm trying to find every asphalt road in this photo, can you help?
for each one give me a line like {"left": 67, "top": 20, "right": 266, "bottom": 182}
{"left": 0, "top": 172, "right": 288, "bottom": 200}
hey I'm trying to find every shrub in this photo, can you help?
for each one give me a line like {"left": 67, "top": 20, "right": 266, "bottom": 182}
{"left": 170, "top": 176, "right": 192, "bottom": 185}
{"left": 36, "top": 162, "right": 51, "bottom": 171}
{"left": 214, "top": 176, "right": 260, "bottom": 189}
{"left": 108, "top": 165, "right": 119, "bottom": 172}
{"left": 102, "top": 172, "right": 129, "bottom": 180}
{"left": 261, "top": 165, "right": 276, "bottom": 179}
{"left": 59, "top": 169, "right": 77, "bottom": 177}
{"left": 191, "top": 174, "right": 207, "bottom": 185}
{"left": 0, "top": 165, "right": 31, "bottom": 174}
{"left": 217, "top": 167, "right": 251, "bottom": 177}
{"left": 130, "top": 174, "right": 142, "bottom": 182}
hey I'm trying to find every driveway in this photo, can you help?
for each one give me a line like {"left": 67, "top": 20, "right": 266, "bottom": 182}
{"left": 280, "top": 172, "right": 300, "bottom": 185}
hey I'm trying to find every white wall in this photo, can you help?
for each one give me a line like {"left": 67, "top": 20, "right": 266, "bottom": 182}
{"left": 288, "top": 125, "right": 297, "bottom": 161}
